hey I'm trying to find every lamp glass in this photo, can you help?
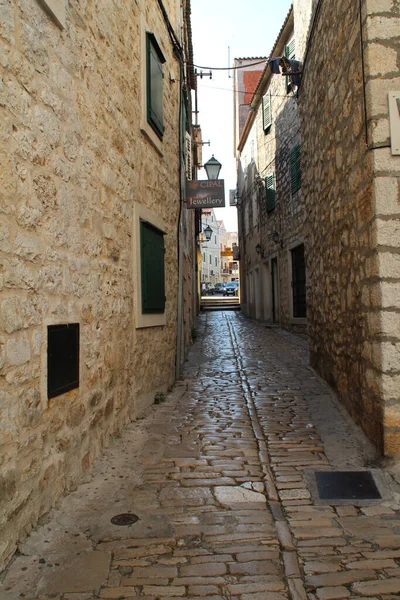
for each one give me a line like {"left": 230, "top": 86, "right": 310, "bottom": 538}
{"left": 203, "top": 225, "right": 213, "bottom": 241}
{"left": 204, "top": 155, "right": 222, "bottom": 180}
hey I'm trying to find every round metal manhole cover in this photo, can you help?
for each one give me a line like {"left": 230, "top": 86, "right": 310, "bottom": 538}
{"left": 110, "top": 513, "right": 139, "bottom": 526}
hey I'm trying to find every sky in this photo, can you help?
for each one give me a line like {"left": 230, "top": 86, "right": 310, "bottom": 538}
{"left": 190, "top": 0, "right": 292, "bottom": 232}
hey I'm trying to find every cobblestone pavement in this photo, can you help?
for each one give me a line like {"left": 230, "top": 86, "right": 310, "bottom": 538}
{"left": 2, "top": 312, "right": 400, "bottom": 600}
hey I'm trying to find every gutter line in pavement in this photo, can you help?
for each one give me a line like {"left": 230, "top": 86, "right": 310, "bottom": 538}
{"left": 225, "top": 313, "right": 307, "bottom": 599}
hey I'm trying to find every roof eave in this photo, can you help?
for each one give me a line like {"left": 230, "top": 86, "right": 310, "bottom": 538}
{"left": 237, "top": 5, "right": 294, "bottom": 153}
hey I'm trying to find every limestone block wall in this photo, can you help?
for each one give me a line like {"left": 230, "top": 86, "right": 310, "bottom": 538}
{"left": 293, "top": 0, "right": 320, "bottom": 59}
{"left": 363, "top": 0, "right": 400, "bottom": 453}
{"left": 300, "top": 0, "right": 400, "bottom": 453}
{"left": 0, "top": 0, "right": 185, "bottom": 568}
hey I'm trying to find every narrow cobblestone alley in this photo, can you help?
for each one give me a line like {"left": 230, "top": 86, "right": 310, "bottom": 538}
{"left": 2, "top": 313, "right": 400, "bottom": 600}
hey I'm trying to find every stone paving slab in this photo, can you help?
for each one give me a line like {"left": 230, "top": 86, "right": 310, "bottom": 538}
{"left": 1, "top": 313, "right": 400, "bottom": 600}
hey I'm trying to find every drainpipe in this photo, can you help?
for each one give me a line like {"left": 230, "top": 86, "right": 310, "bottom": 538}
{"left": 175, "top": 64, "right": 184, "bottom": 379}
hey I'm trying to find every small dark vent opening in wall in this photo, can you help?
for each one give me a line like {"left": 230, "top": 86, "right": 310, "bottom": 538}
{"left": 48, "top": 324, "right": 79, "bottom": 399}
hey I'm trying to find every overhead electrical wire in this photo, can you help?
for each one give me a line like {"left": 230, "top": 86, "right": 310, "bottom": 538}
{"left": 157, "top": 0, "right": 183, "bottom": 59}
{"left": 190, "top": 59, "right": 268, "bottom": 71}
{"left": 197, "top": 84, "right": 294, "bottom": 99}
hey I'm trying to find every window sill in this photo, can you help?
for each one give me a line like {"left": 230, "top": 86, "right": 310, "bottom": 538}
{"left": 137, "top": 313, "right": 167, "bottom": 329}
{"left": 290, "top": 317, "right": 307, "bottom": 325}
{"left": 140, "top": 122, "right": 164, "bottom": 156}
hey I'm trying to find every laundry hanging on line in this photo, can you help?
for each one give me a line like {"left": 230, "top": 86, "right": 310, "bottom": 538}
{"left": 268, "top": 57, "right": 302, "bottom": 87}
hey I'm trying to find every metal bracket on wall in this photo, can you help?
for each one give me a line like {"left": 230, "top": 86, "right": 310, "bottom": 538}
{"left": 388, "top": 92, "right": 400, "bottom": 155}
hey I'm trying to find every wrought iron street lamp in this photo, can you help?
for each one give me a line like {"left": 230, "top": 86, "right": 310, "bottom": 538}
{"left": 203, "top": 225, "right": 213, "bottom": 242}
{"left": 272, "top": 231, "right": 281, "bottom": 244}
{"left": 204, "top": 155, "right": 222, "bottom": 180}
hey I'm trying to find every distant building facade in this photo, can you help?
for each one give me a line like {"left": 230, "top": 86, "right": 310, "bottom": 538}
{"left": 233, "top": 57, "right": 268, "bottom": 149}
{"left": 236, "top": 7, "right": 307, "bottom": 331}
{"left": 200, "top": 209, "right": 220, "bottom": 284}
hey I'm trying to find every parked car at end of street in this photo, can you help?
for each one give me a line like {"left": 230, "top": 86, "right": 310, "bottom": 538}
{"left": 223, "top": 282, "right": 239, "bottom": 296}
{"left": 203, "top": 284, "right": 215, "bottom": 296}
{"left": 213, "top": 283, "right": 227, "bottom": 295}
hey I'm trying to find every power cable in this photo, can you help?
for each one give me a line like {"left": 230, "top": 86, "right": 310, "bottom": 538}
{"left": 197, "top": 84, "right": 294, "bottom": 99}
{"left": 157, "top": 0, "right": 183, "bottom": 60}
{"left": 191, "top": 59, "right": 268, "bottom": 71}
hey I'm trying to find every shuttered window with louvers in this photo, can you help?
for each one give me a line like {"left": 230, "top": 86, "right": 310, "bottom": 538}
{"left": 262, "top": 93, "right": 272, "bottom": 132}
{"left": 284, "top": 39, "right": 296, "bottom": 93}
{"left": 265, "top": 173, "right": 276, "bottom": 212}
{"left": 290, "top": 144, "right": 301, "bottom": 194}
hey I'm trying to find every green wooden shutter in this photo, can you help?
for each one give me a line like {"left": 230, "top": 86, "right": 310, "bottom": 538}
{"left": 140, "top": 221, "right": 166, "bottom": 314}
{"left": 290, "top": 144, "right": 301, "bottom": 193}
{"left": 284, "top": 39, "right": 296, "bottom": 92}
{"left": 262, "top": 93, "right": 272, "bottom": 132}
{"left": 181, "top": 95, "right": 187, "bottom": 150}
{"left": 146, "top": 33, "right": 165, "bottom": 139}
{"left": 285, "top": 39, "right": 296, "bottom": 59}
{"left": 291, "top": 244, "right": 307, "bottom": 318}
{"left": 265, "top": 173, "right": 276, "bottom": 212}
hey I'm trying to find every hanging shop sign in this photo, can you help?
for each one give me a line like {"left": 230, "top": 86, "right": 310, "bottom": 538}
{"left": 229, "top": 189, "right": 238, "bottom": 206}
{"left": 221, "top": 248, "right": 232, "bottom": 256}
{"left": 186, "top": 180, "right": 225, "bottom": 209}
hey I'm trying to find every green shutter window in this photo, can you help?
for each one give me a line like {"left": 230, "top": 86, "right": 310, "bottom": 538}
{"left": 140, "top": 221, "right": 166, "bottom": 314}
{"left": 146, "top": 33, "right": 166, "bottom": 139}
{"left": 181, "top": 96, "right": 186, "bottom": 149}
{"left": 262, "top": 93, "right": 272, "bottom": 132}
{"left": 285, "top": 39, "right": 296, "bottom": 59}
{"left": 291, "top": 244, "right": 307, "bottom": 318}
{"left": 265, "top": 173, "right": 276, "bottom": 212}
{"left": 284, "top": 39, "right": 296, "bottom": 93}
{"left": 290, "top": 144, "right": 301, "bottom": 194}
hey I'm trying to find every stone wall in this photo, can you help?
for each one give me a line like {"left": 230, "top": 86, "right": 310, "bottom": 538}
{"left": 300, "top": 0, "right": 400, "bottom": 454}
{"left": 363, "top": 0, "right": 400, "bottom": 453}
{"left": 0, "top": 0, "right": 189, "bottom": 568}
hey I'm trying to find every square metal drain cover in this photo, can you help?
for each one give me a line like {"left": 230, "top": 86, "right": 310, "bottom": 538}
{"left": 315, "top": 471, "right": 382, "bottom": 501}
